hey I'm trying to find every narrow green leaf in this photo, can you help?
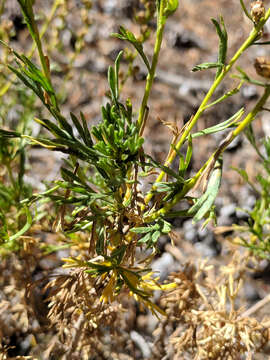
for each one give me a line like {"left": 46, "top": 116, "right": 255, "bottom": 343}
{"left": 138, "top": 232, "right": 152, "bottom": 244}
{"left": 108, "top": 65, "right": 116, "bottom": 103}
{"left": 184, "top": 135, "right": 192, "bottom": 171}
{"left": 160, "top": 220, "right": 171, "bottom": 233}
{"left": 70, "top": 112, "right": 89, "bottom": 145}
{"left": 8, "top": 65, "right": 44, "bottom": 101}
{"left": 80, "top": 112, "right": 93, "bottom": 147}
{"left": 34, "top": 118, "right": 71, "bottom": 139}
{"left": 152, "top": 230, "right": 161, "bottom": 243}
{"left": 192, "top": 158, "right": 223, "bottom": 222}
{"left": 232, "top": 66, "right": 268, "bottom": 87}
{"left": 154, "top": 182, "right": 175, "bottom": 192}
{"left": 112, "top": 27, "right": 151, "bottom": 71}
{"left": 130, "top": 226, "right": 152, "bottom": 234}
{"left": 0, "top": 129, "right": 21, "bottom": 138}
{"left": 191, "top": 108, "right": 244, "bottom": 139}
{"left": 114, "top": 50, "right": 123, "bottom": 100}
{"left": 192, "top": 62, "right": 223, "bottom": 72}
{"left": 203, "top": 85, "right": 242, "bottom": 110}
{"left": 143, "top": 155, "right": 183, "bottom": 180}
{"left": 9, "top": 207, "right": 32, "bottom": 241}
{"left": 54, "top": 113, "right": 74, "bottom": 138}
{"left": 239, "top": 0, "right": 253, "bottom": 21}
{"left": 19, "top": 54, "right": 53, "bottom": 92}
{"left": 211, "top": 17, "right": 228, "bottom": 78}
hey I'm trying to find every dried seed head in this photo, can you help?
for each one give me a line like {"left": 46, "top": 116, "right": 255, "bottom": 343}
{"left": 251, "top": 0, "right": 265, "bottom": 24}
{"left": 254, "top": 57, "right": 270, "bottom": 78}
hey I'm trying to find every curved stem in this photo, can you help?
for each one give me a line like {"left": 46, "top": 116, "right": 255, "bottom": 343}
{"left": 137, "top": 0, "right": 166, "bottom": 133}
{"left": 0, "top": 0, "right": 61, "bottom": 98}
{"left": 145, "top": 86, "right": 270, "bottom": 222}
{"left": 144, "top": 8, "right": 270, "bottom": 205}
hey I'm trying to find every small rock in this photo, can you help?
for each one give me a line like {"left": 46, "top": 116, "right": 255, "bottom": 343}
{"left": 220, "top": 203, "right": 236, "bottom": 218}
{"left": 198, "top": 226, "right": 208, "bottom": 240}
{"left": 219, "top": 203, "right": 237, "bottom": 225}
{"left": 166, "top": 22, "right": 205, "bottom": 50}
{"left": 235, "top": 208, "right": 249, "bottom": 220}
{"left": 194, "top": 242, "right": 216, "bottom": 258}
{"left": 152, "top": 253, "right": 175, "bottom": 280}
{"left": 241, "top": 85, "right": 258, "bottom": 100}
{"left": 261, "top": 112, "right": 270, "bottom": 137}
{"left": 183, "top": 219, "right": 198, "bottom": 243}
{"left": 226, "top": 136, "right": 242, "bottom": 151}
{"left": 244, "top": 282, "right": 260, "bottom": 302}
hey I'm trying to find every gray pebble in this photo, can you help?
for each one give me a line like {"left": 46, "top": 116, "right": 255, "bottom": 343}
{"left": 194, "top": 242, "right": 216, "bottom": 258}
{"left": 241, "top": 85, "right": 258, "bottom": 100}
{"left": 152, "top": 253, "right": 175, "bottom": 281}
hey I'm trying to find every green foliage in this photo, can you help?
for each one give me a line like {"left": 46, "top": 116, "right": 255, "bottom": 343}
{"left": 112, "top": 27, "right": 151, "bottom": 71}
{"left": 192, "top": 62, "right": 223, "bottom": 72}
{"left": 0, "top": 84, "right": 35, "bottom": 251}
{"left": 0, "top": 0, "right": 270, "bottom": 312}
{"left": 212, "top": 16, "right": 228, "bottom": 78}
{"left": 191, "top": 158, "right": 222, "bottom": 224}
{"left": 131, "top": 219, "right": 171, "bottom": 247}
{"left": 233, "top": 129, "right": 270, "bottom": 259}
{"left": 192, "top": 16, "right": 227, "bottom": 77}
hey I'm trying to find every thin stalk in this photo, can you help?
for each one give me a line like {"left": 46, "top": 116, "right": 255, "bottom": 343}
{"left": 6, "top": 162, "right": 16, "bottom": 190}
{"left": 25, "top": 15, "right": 51, "bottom": 85}
{"left": 144, "top": 8, "right": 270, "bottom": 205}
{"left": 124, "top": 2, "right": 167, "bottom": 198}
{"left": 0, "top": 0, "right": 61, "bottom": 98}
{"left": 240, "top": 0, "right": 253, "bottom": 21}
{"left": 137, "top": 0, "right": 166, "bottom": 132}
{"left": 145, "top": 86, "right": 270, "bottom": 222}
{"left": 29, "top": 0, "right": 62, "bottom": 58}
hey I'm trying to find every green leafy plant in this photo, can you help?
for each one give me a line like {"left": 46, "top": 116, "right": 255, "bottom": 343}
{"left": 1, "top": 0, "right": 270, "bottom": 318}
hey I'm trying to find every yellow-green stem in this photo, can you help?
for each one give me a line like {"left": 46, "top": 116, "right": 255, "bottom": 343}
{"left": 29, "top": 0, "right": 62, "bottom": 58}
{"left": 137, "top": 0, "right": 166, "bottom": 131}
{"left": 144, "top": 8, "right": 270, "bottom": 205}
{"left": 145, "top": 86, "right": 270, "bottom": 222}
{"left": 0, "top": 0, "right": 61, "bottom": 98}
{"left": 31, "top": 20, "right": 51, "bottom": 85}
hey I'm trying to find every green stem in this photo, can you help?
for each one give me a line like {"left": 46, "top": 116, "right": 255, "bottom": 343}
{"left": 6, "top": 162, "right": 16, "bottom": 189}
{"left": 0, "top": 0, "right": 61, "bottom": 98}
{"left": 31, "top": 21, "right": 52, "bottom": 84}
{"left": 240, "top": 0, "right": 253, "bottom": 21}
{"left": 144, "top": 8, "right": 270, "bottom": 205}
{"left": 17, "top": 1, "right": 50, "bottom": 82}
{"left": 29, "top": 0, "right": 62, "bottom": 58}
{"left": 137, "top": 0, "right": 166, "bottom": 132}
{"left": 145, "top": 86, "right": 270, "bottom": 222}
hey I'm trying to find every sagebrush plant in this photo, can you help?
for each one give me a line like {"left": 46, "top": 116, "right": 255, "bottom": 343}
{"left": 1, "top": 0, "right": 270, "bottom": 357}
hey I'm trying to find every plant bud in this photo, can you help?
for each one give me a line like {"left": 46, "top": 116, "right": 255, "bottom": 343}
{"left": 251, "top": 0, "right": 265, "bottom": 24}
{"left": 164, "top": 0, "right": 179, "bottom": 17}
{"left": 254, "top": 57, "right": 270, "bottom": 78}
